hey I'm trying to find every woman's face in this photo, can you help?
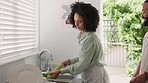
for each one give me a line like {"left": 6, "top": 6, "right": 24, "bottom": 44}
{"left": 74, "top": 13, "right": 85, "bottom": 31}
{"left": 142, "top": 2, "right": 148, "bottom": 19}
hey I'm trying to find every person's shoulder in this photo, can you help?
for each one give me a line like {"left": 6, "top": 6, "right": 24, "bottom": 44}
{"left": 84, "top": 32, "right": 96, "bottom": 42}
{"left": 86, "top": 32, "right": 95, "bottom": 38}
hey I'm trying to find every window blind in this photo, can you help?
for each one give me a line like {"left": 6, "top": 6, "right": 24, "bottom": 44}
{"left": 0, "top": 0, "right": 38, "bottom": 58}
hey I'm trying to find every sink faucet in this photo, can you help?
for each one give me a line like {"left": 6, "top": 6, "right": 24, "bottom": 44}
{"left": 38, "top": 49, "right": 53, "bottom": 72}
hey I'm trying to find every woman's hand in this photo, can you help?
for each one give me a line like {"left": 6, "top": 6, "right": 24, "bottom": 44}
{"left": 61, "top": 59, "right": 70, "bottom": 67}
{"left": 130, "top": 73, "right": 147, "bottom": 83}
{"left": 48, "top": 70, "right": 61, "bottom": 79}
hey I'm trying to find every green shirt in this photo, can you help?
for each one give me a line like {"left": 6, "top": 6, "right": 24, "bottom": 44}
{"left": 61, "top": 32, "right": 106, "bottom": 75}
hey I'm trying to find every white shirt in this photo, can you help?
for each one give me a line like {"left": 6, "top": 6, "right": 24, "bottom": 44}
{"left": 140, "top": 32, "right": 148, "bottom": 83}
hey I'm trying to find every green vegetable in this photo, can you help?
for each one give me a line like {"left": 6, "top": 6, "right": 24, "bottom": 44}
{"left": 43, "top": 65, "right": 64, "bottom": 79}
{"left": 53, "top": 65, "right": 64, "bottom": 70}
{"left": 47, "top": 75, "right": 52, "bottom": 79}
{"left": 43, "top": 73, "right": 52, "bottom": 79}
{"left": 43, "top": 73, "right": 48, "bottom": 77}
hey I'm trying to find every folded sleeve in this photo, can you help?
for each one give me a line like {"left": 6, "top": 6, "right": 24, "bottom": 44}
{"left": 69, "top": 57, "right": 79, "bottom": 64}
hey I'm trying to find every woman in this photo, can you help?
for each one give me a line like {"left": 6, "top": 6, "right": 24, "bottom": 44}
{"left": 48, "top": 2, "right": 110, "bottom": 83}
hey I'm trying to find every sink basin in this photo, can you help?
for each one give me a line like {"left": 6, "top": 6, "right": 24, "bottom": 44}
{"left": 48, "top": 74, "right": 75, "bottom": 83}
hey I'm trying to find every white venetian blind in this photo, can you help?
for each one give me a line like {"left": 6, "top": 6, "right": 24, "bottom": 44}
{"left": 0, "top": 0, "right": 38, "bottom": 58}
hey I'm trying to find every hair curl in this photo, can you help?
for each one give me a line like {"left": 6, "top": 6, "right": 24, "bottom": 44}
{"left": 69, "top": 2, "right": 100, "bottom": 32}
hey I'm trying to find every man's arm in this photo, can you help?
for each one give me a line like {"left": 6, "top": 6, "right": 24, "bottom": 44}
{"left": 133, "top": 60, "right": 141, "bottom": 77}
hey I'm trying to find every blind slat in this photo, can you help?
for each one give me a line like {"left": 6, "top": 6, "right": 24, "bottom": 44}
{"left": 0, "top": 1, "right": 35, "bottom": 15}
{"left": 0, "top": 18, "right": 35, "bottom": 25}
{"left": 1, "top": 0, "right": 35, "bottom": 11}
{"left": 0, "top": 40, "right": 36, "bottom": 45}
{"left": 0, "top": 23, "right": 35, "bottom": 28}
{"left": 21, "top": 0, "right": 35, "bottom": 8}
{"left": 1, "top": 8, "right": 35, "bottom": 18}
{"left": 1, "top": 47, "right": 35, "bottom": 55}
{"left": 3, "top": 34, "right": 35, "bottom": 37}
{"left": 4, "top": 38, "right": 36, "bottom": 42}
{"left": 24, "top": 0, "right": 35, "bottom": 6}
{"left": 1, "top": 43, "right": 35, "bottom": 50}
{"left": 3, "top": 36, "right": 35, "bottom": 39}
{"left": 0, "top": 13, "right": 35, "bottom": 22}
{"left": 2, "top": 27, "right": 35, "bottom": 31}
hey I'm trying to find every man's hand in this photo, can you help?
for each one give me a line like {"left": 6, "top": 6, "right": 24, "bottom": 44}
{"left": 130, "top": 73, "right": 147, "bottom": 83}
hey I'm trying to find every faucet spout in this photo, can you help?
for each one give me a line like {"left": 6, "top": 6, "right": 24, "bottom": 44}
{"left": 38, "top": 49, "right": 53, "bottom": 72}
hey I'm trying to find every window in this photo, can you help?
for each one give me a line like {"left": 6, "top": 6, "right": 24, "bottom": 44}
{"left": 0, "top": 0, "right": 39, "bottom": 59}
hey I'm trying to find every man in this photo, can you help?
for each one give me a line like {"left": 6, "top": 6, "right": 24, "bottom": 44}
{"left": 130, "top": 0, "right": 148, "bottom": 83}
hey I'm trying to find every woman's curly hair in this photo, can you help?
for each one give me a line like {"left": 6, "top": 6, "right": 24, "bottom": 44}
{"left": 69, "top": 2, "right": 100, "bottom": 32}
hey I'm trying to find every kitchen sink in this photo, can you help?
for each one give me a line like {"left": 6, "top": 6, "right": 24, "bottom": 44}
{"left": 43, "top": 63, "right": 78, "bottom": 83}
{"left": 48, "top": 74, "right": 76, "bottom": 83}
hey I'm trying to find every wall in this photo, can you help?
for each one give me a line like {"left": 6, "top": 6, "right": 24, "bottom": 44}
{"left": 40, "top": 0, "right": 102, "bottom": 63}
